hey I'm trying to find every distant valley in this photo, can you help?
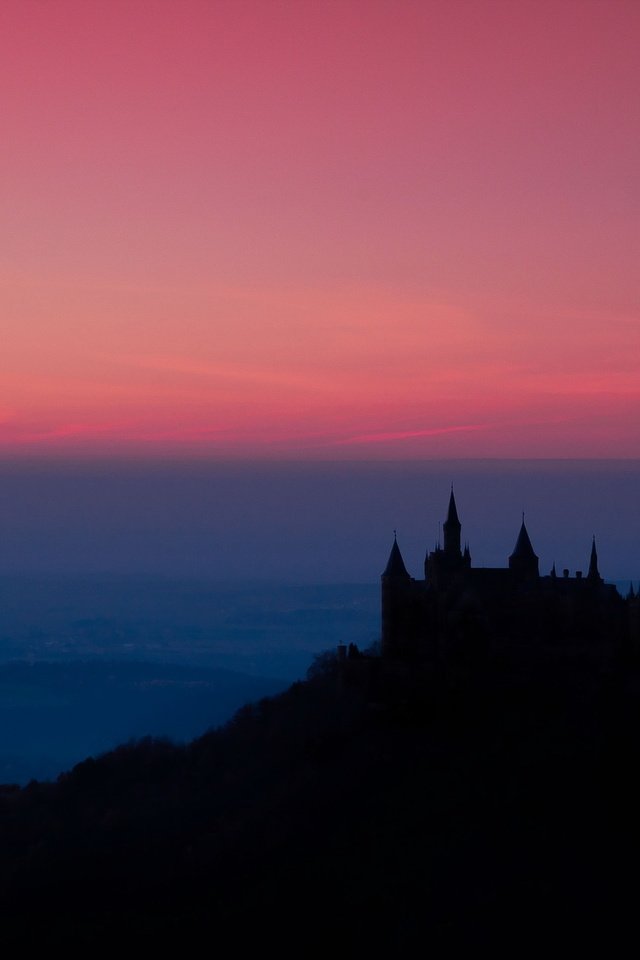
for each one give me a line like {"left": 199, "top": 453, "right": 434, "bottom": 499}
{"left": 0, "top": 576, "right": 380, "bottom": 783}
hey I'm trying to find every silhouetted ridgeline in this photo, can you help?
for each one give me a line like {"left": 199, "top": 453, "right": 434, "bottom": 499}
{"left": 1, "top": 648, "right": 640, "bottom": 950}
{"left": 0, "top": 660, "right": 288, "bottom": 784}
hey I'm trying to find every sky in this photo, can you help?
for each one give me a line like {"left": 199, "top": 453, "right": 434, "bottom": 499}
{"left": 1, "top": 0, "right": 639, "bottom": 459}
{"left": 0, "top": 459, "right": 638, "bottom": 582}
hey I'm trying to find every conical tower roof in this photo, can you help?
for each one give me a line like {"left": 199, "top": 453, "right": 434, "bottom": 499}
{"left": 509, "top": 516, "right": 538, "bottom": 561}
{"left": 382, "top": 535, "right": 410, "bottom": 578}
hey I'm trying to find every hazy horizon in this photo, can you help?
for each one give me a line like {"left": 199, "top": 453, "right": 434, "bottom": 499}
{"left": 0, "top": 458, "right": 638, "bottom": 583}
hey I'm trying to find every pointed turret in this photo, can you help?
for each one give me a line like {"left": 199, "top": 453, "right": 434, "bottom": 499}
{"left": 587, "top": 536, "right": 601, "bottom": 582}
{"left": 550, "top": 562, "right": 557, "bottom": 578}
{"left": 509, "top": 514, "right": 539, "bottom": 579}
{"left": 443, "top": 485, "right": 462, "bottom": 557}
{"left": 627, "top": 582, "right": 636, "bottom": 600}
{"left": 382, "top": 534, "right": 410, "bottom": 578}
{"left": 381, "top": 533, "right": 414, "bottom": 659}
{"left": 510, "top": 517, "right": 537, "bottom": 560}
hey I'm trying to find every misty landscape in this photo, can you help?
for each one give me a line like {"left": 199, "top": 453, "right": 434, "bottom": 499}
{"left": 0, "top": 459, "right": 637, "bottom": 784}
{"left": 0, "top": 574, "right": 377, "bottom": 782}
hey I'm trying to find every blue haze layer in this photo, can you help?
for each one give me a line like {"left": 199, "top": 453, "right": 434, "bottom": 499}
{"left": 0, "top": 459, "right": 637, "bottom": 783}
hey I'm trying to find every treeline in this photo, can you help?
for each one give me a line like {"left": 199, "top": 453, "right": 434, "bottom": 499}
{"left": 1, "top": 651, "right": 640, "bottom": 950}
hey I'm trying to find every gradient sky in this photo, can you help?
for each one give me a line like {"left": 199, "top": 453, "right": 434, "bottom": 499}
{"left": 1, "top": 0, "right": 638, "bottom": 459}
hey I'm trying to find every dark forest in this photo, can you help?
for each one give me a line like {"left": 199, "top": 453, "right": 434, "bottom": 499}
{"left": 1, "top": 644, "right": 639, "bottom": 951}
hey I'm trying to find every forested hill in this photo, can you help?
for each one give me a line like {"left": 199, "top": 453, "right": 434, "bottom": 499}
{"left": 1, "top": 650, "right": 640, "bottom": 951}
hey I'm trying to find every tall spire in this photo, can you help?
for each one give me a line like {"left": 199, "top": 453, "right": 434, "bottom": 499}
{"left": 587, "top": 535, "right": 601, "bottom": 581}
{"left": 446, "top": 484, "right": 460, "bottom": 525}
{"left": 443, "top": 484, "right": 462, "bottom": 557}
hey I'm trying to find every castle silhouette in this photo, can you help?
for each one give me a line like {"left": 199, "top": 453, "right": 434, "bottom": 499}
{"left": 381, "top": 487, "right": 639, "bottom": 662}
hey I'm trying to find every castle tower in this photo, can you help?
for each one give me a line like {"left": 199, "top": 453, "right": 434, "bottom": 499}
{"left": 426, "top": 487, "right": 470, "bottom": 587}
{"left": 381, "top": 534, "right": 412, "bottom": 658}
{"left": 587, "top": 536, "right": 602, "bottom": 582}
{"left": 383, "top": 535, "right": 410, "bottom": 579}
{"left": 508, "top": 515, "right": 539, "bottom": 580}
{"left": 443, "top": 486, "right": 461, "bottom": 558}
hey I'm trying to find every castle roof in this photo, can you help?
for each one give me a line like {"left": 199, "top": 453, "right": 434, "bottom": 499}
{"left": 509, "top": 518, "right": 538, "bottom": 561}
{"left": 382, "top": 536, "right": 410, "bottom": 578}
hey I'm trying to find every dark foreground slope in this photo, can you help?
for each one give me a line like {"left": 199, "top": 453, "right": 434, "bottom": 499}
{"left": 1, "top": 649, "right": 640, "bottom": 951}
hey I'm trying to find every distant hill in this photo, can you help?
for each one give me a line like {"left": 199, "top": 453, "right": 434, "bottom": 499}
{"left": 1, "top": 649, "right": 640, "bottom": 950}
{"left": 0, "top": 660, "right": 287, "bottom": 784}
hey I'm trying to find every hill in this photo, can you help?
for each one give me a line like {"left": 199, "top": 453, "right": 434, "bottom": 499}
{"left": 1, "top": 648, "right": 640, "bottom": 951}
{"left": 0, "top": 659, "right": 288, "bottom": 783}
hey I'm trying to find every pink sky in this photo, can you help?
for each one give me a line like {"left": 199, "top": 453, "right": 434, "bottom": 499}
{"left": 1, "top": 0, "right": 638, "bottom": 458}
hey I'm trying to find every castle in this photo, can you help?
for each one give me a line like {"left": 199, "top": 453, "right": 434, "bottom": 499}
{"left": 381, "top": 488, "right": 639, "bottom": 662}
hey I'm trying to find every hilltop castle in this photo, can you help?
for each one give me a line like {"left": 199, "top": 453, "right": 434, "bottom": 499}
{"left": 381, "top": 488, "right": 639, "bottom": 662}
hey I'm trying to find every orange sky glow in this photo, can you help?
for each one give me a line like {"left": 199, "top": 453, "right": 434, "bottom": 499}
{"left": 1, "top": 0, "right": 638, "bottom": 458}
